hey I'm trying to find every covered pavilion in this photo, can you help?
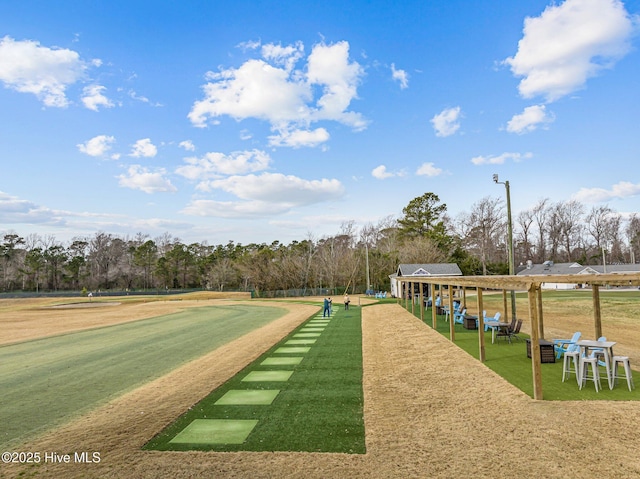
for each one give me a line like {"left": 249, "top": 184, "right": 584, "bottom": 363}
{"left": 395, "top": 272, "right": 640, "bottom": 400}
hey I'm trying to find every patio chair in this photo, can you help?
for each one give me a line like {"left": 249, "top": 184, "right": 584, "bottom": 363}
{"left": 553, "top": 331, "right": 581, "bottom": 359}
{"left": 562, "top": 341, "right": 581, "bottom": 383}
{"left": 506, "top": 319, "right": 523, "bottom": 343}
{"left": 496, "top": 319, "right": 521, "bottom": 343}
{"left": 453, "top": 308, "right": 466, "bottom": 324}
{"left": 484, "top": 311, "right": 501, "bottom": 331}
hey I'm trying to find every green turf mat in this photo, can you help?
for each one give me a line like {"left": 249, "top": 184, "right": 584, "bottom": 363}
{"left": 274, "top": 347, "right": 311, "bottom": 354}
{"left": 285, "top": 339, "right": 317, "bottom": 345}
{"left": 169, "top": 419, "right": 258, "bottom": 445}
{"left": 261, "top": 357, "right": 304, "bottom": 366}
{"left": 242, "top": 371, "right": 294, "bottom": 382}
{"left": 214, "top": 390, "right": 280, "bottom": 405}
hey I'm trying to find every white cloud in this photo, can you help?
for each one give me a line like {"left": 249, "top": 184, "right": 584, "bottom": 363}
{"left": 0, "top": 36, "right": 89, "bottom": 107}
{"left": 77, "top": 135, "right": 116, "bottom": 157}
{"left": 209, "top": 172, "right": 344, "bottom": 203}
{"left": 129, "top": 90, "right": 162, "bottom": 107}
{"left": 261, "top": 41, "right": 304, "bottom": 72}
{"left": 307, "top": 41, "right": 366, "bottom": 129}
{"left": 371, "top": 165, "right": 406, "bottom": 179}
{"left": 181, "top": 172, "right": 345, "bottom": 218}
{"left": 431, "top": 106, "right": 462, "bottom": 137}
{"left": 81, "top": 84, "right": 114, "bottom": 111}
{"left": 471, "top": 152, "right": 533, "bottom": 165}
{"left": 506, "top": 104, "right": 555, "bottom": 134}
{"left": 504, "top": 0, "right": 637, "bottom": 101}
{"left": 176, "top": 149, "right": 271, "bottom": 182}
{"left": 117, "top": 165, "right": 176, "bottom": 194}
{"left": 391, "top": 63, "right": 409, "bottom": 89}
{"left": 416, "top": 162, "right": 443, "bottom": 177}
{"left": 179, "top": 140, "right": 195, "bottom": 151}
{"left": 181, "top": 199, "right": 291, "bottom": 218}
{"left": 573, "top": 181, "right": 640, "bottom": 203}
{"left": 268, "top": 127, "right": 330, "bottom": 148}
{"left": 188, "top": 40, "right": 367, "bottom": 140}
{"left": 129, "top": 138, "right": 157, "bottom": 158}
{"left": 0, "top": 190, "right": 63, "bottom": 225}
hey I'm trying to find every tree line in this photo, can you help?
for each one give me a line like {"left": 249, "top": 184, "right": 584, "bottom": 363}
{"left": 1, "top": 193, "right": 639, "bottom": 294}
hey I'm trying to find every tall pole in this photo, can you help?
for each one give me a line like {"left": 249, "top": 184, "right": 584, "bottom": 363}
{"left": 494, "top": 174, "right": 517, "bottom": 320}
{"left": 365, "top": 242, "right": 371, "bottom": 293}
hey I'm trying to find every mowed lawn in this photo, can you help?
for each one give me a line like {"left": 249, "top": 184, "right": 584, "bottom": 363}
{"left": 0, "top": 304, "right": 286, "bottom": 448}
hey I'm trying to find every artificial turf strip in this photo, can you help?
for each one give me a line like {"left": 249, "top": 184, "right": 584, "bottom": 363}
{"left": 274, "top": 346, "right": 311, "bottom": 354}
{"left": 214, "top": 390, "right": 280, "bottom": 405}
{"left": 242, "top": 371, "right": 294, "bottom": 382}
{"left": 0, "top": 304, "right": 287, "bottom": 449}
{"left": 411, "top": 304, "right": 640, "bottom": 401}
{"left": 169, "top": 419, "right": 258, "bottom": 445}
{"left": 145, "top": 305, "right": 365, "bottom": 453}
{"left": 261, "top": 357, "right": 304, "bottom": 366}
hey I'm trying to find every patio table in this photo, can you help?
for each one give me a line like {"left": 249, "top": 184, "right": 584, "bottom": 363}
{"left": 485, "top": 321, "right": 510, "bottom": 344}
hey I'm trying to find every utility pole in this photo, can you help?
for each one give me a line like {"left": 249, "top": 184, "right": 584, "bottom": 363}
{"left": 493, "top": 174, "right": 516, "bottom": 320}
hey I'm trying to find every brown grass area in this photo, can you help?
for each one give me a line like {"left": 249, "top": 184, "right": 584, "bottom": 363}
{"left": 2, "top": 299, "right": 640, "bottom": 478}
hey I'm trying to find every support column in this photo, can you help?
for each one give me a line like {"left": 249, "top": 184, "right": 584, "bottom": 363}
{"left": 502, "top": 290, "right": 509, "bottom": 322}
{"left": 592, "top": 284, "right": 602, "bottom": 339}
{"left": 419, "top": 282, "right": 424, "bottom": 321}
{"left": 477, "top": 288, "right": 486, "bottom": 362}
{"left": 528, "top": 284, "right": 543, "bottom": 400}
{"left": 537, "top": 287, "right": 545, "bottom": 339}
{"left": 448, "top": 283, "right": 455, "bottom": 341}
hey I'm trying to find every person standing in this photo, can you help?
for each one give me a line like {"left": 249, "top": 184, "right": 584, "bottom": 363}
{"left": 323, "top": 296, "right": 330, "bottom": 317}
{"left": 344, "top": 294, "right": 350, "bottom": 310}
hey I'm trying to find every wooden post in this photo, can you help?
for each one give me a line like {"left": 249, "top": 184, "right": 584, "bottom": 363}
{"left": 431, "top": 284, "right": 437, "bottom": 329}
{"left": 419, "top": 282, "right": 424, "bottom": 321}
{"left": 448, "top": 283, "right": 455, "bottom": 341}
{"left": 592, "top": 284, "right": 602, "bottom": 339}
{"left": 502, "top": 290, "right": 509, "bottom": 322}
{"left": 411, "top": 281, "right": 415, "bottom": 315}
{"left": 477, "top": 287, "right": 486, "bottom": 362}
{"left": 528, "top": 284, "right": 543, "bottom": 400}
{"left": 537, "top": 287, "right": 545, "bottom": 339}
{"left": 462, "top": 287, "right": 467, "bottom": 309}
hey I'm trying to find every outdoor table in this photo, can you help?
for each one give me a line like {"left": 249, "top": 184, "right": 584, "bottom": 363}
{"left": 485, "top": 321, "right": 510, "bottom": 343}
{"left": 576, "top": 340, "right": 617, "bottom": 389}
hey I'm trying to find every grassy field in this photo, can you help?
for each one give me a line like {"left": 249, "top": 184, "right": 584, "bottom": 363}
{"left": 0, "top": 303, "right": 286, "bottom": 448}
{"left": 145, "top": 304, "right": 365, "bottom": 453}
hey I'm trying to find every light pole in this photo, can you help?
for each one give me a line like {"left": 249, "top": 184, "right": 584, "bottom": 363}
{"left": 493, "top": 174, "right": 517, "bottom": 320}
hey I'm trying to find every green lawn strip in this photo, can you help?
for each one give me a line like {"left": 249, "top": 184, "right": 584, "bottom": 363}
{"left": 0, "top": 304, "right": 286, "bottom": 448}
{"left": 408, "top": 305, "right": 638, "bottom": 400}
{"left": 144, "top": 307, "right": 365, "bottom": 453}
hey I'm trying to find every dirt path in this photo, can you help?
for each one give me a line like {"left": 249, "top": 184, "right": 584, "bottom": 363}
{"left": 3, "top": 302, "right": 640, "bottom": 478}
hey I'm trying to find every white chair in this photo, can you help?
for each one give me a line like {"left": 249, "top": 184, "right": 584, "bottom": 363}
{"left": 562, "top": 348, "right": 581, "bottom": 384}
{"left": 612, "top": 356, "right": 635, "bottom": 392}
{"left": 579, "top": 353, "right": 601, "bottom": 392}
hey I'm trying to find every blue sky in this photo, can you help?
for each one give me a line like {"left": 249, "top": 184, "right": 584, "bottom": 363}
{"left": 1, "top": 0, "right": 639, "bottom": 245}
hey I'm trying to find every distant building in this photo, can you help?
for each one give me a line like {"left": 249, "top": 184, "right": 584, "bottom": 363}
{"left": 516, "top": 260, "right": 640, "bottom": 289}
{"left": 389, "top": 263, "right": 462, "bottom": 298}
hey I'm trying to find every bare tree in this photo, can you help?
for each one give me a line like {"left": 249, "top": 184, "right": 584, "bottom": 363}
{"left": 459, "top": 196, "right": 505, "bottom": 275}
{"left": 556, "top": 200, "right": 585, "bottom": 262}
{"left": 516, "top": 209, "right": 535, "bottom": 264}
{"left": 531, "top": 198, "right": 549, "bottom": 263}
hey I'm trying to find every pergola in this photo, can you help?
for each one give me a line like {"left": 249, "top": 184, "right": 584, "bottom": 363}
{"left": 396, "top": 272, "right": 640, "bottom": 400}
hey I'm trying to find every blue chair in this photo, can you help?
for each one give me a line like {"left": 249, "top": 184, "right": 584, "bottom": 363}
{"left": 453, "top": 308, "right": 467, "bottom": 324}
{"left": 553, "top": 331, "right": 581, "bottom": 359}
{"left": 484, "top": 311, "right": 501, "bottom": 332}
